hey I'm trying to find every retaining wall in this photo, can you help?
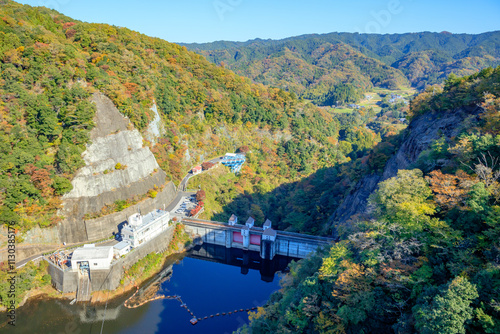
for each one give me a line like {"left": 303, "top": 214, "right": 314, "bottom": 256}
{"left": 48, "top": 224, "right": 176, "bottom": 293}
{"left": 59, "top": 179, "right": 176, "bottom": 243}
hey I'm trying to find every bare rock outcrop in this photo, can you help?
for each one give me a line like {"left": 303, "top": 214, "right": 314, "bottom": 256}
{"left": 330, "top": 105, "right": 483, "bottom": 230}
{"left": 59, "top": 92, "right": 175, "bottom": 243}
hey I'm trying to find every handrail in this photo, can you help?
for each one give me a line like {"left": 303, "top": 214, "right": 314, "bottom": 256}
{"left": 181, "top": 218, "right": 334, "bottom": 243}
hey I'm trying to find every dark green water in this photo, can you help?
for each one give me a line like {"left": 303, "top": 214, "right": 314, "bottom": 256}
{"left": 1, "top": 244, "right": 296, "bottom": 334}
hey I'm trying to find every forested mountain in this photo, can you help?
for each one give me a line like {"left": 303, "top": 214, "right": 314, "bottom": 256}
{"left": 1, "top": 1, "right": 499, "bottom": 332}
{"left": 184, "top": 31, "right": 500, "bottom": 101}
{"left": 240, "top": 68, "right": 500, "bottom": 333}
{"left": 0, "top": 1, "right": 380, "bottom": 233}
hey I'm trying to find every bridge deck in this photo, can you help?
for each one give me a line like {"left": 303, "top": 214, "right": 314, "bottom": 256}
{"left": 181, "top": 218, "right": 333, "bottom": 245}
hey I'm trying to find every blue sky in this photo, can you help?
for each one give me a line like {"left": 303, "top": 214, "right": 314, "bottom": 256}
{"left": 16, "top": 0, "right": 500, "bottom": 43}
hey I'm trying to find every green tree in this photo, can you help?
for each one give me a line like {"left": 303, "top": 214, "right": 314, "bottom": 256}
{"left": 52, "top": 176, "right": 73, "bottom": 195}
{"left": 370, "top": 169, "right": 435, "bottom": 232}
{"left": 414, "top": 276, "right": 478, "bottom": 334}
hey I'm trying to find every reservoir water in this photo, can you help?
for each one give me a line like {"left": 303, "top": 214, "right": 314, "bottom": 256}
{"left": 3, "top": 244, "right": 296, "bottom": 334}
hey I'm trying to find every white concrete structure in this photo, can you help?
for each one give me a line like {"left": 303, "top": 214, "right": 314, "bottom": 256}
{"left": 71, "top": 245, "right": 113, "bottom": 271}
{"left": 121, "top": 209, "right": 170, "bottom": 248}
{"left": 113, "top": 241, "right": 131, "bottom": 257}
{"left": 228, "top": 214, "right": 238, "bottom": 226}
{"left": 241, "top": 225, "right": 250, "bottom": 249}
{"left": 245, "top": 217, "right": 255, "bottom": 228}
{"left": 263, "top": 219, "right": 272, "bottom": 230}
{"left": 262, "top": 228, "right": 277, "bottom": 241}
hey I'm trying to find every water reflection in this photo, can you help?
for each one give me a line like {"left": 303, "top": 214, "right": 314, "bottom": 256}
{"left": 1, "top": 245, "right": 297, "bottom": 334}
{"left": 187, "top": 243, "right": 294, "bottom": 282}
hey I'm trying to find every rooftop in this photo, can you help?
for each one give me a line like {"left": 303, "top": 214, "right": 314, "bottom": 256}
{"left": 245, "top": 217, "right": 255, "bottom": 226}
{"left": 263, "top": 228, "right": 277, "bottom": 237}
{"left": 72, "top": 246, "right": 113, "bottom": 261}
{"left": 124, "top": 209, "right": 169, "bottom": 232}
{"left": 113, "top": 241, "right": 130, "bottom": 250}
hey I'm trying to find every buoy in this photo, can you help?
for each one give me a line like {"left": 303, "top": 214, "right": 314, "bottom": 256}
{"left": 190, "top": 318, "right": 198, "bottom": 325}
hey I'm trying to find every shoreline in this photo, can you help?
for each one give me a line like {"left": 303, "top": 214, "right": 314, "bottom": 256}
{"left": 12, "top": 228, "right": 194, "bottom": 310}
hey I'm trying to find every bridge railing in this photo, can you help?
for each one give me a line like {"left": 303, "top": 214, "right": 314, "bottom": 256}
{"left": 276, "top": 230, "right": 333, "bottom": 243}
{"left": 182, "top": 218, "right": 335, "bottom": 244}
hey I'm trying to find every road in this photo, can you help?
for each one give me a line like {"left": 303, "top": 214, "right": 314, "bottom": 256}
{"left": 15, "top": 239, "right": 118, "bottom": 269}
{"left": 16, "top": 155, "right": 227, "bottom": 268}
{"left": 178, "top": 155, "right": 224, "bottom": 191}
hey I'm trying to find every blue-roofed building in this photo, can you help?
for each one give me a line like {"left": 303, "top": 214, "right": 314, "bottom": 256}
{"left": 221, "top": 153, "right": 246, "bottom": 173}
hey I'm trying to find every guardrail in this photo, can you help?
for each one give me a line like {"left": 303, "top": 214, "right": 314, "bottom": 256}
{"left": 41, "top": 235, "right": 116, "bottom": 256}
{"left": 182, "top": 218, "right": 335, "bottom": 244}
{"left": 16, "top": 255, "right": 43, "bottom": 269}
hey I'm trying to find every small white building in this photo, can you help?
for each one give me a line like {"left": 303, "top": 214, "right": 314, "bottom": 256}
{"left": 71, "top": 244, "right": 113, "bottom": 271}
{"left": 262, "top": 228, "right": 277, "bottom": 242}
{"left": 121, "top": 209, "right": 170, "bottom": 248}
{"left": 228, "top": 214, "right": 238, "bottom": 226}
{"left": 192, "top": 165, "right": 202, "bottom": 175}
{"left": 245, "top": 217, "right": 255, "bottom": 228}
{"left": 113, "top": 241, "right": 131, "bottom": 257}
{"left": 263, "top": 219, "right": 272, "bottom": 230}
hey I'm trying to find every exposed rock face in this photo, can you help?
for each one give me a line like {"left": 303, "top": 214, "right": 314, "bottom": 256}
{"left": 65, "top": 130, "right": 160, "bottom": 198}
{"left": 144, "top": 101, "right": 164, "bottom": 145}
{"left": 330, "top": 105, "right": 483, "bottom": 229}
{"left": 22, "top": 226, "right": 61, "bottom": 244}
{"left": 59, "top": 92, "right": 175, "bottom": 243}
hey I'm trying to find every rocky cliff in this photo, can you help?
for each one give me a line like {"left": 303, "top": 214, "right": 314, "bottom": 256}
{"left": 59, "top": 92, "right": 176, "bottom": 243}
{"left": 330, "top": 104, "right": 484, "bottom": 229}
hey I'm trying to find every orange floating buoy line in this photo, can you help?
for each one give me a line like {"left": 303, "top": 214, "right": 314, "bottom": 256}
{"left": 123, "top": 286, "right": 260, "bottom": 325}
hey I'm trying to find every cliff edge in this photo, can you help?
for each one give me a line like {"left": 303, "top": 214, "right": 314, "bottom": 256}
{"left": 330, "top": 104, "right": 483, "bottom": 230}
{"left": 59, "top": 92, "right": 175, "bottom": 243}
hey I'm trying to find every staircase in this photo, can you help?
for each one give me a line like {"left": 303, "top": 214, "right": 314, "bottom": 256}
{"left": 76, "top": 271, "right": 91, "bottom": 302}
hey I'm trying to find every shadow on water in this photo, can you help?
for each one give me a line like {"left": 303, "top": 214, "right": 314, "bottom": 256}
{"left": 2, "top": 244, "right": 297, "bottom": 334}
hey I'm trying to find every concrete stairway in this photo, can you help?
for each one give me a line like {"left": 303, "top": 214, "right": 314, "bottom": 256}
{"left": 76, "top": 274, "right": 91, "bottom": 302}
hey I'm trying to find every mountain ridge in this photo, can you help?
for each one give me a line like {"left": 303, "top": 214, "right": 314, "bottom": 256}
{"left": 183, "top": 31, "right": 500, "bottom": 93}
